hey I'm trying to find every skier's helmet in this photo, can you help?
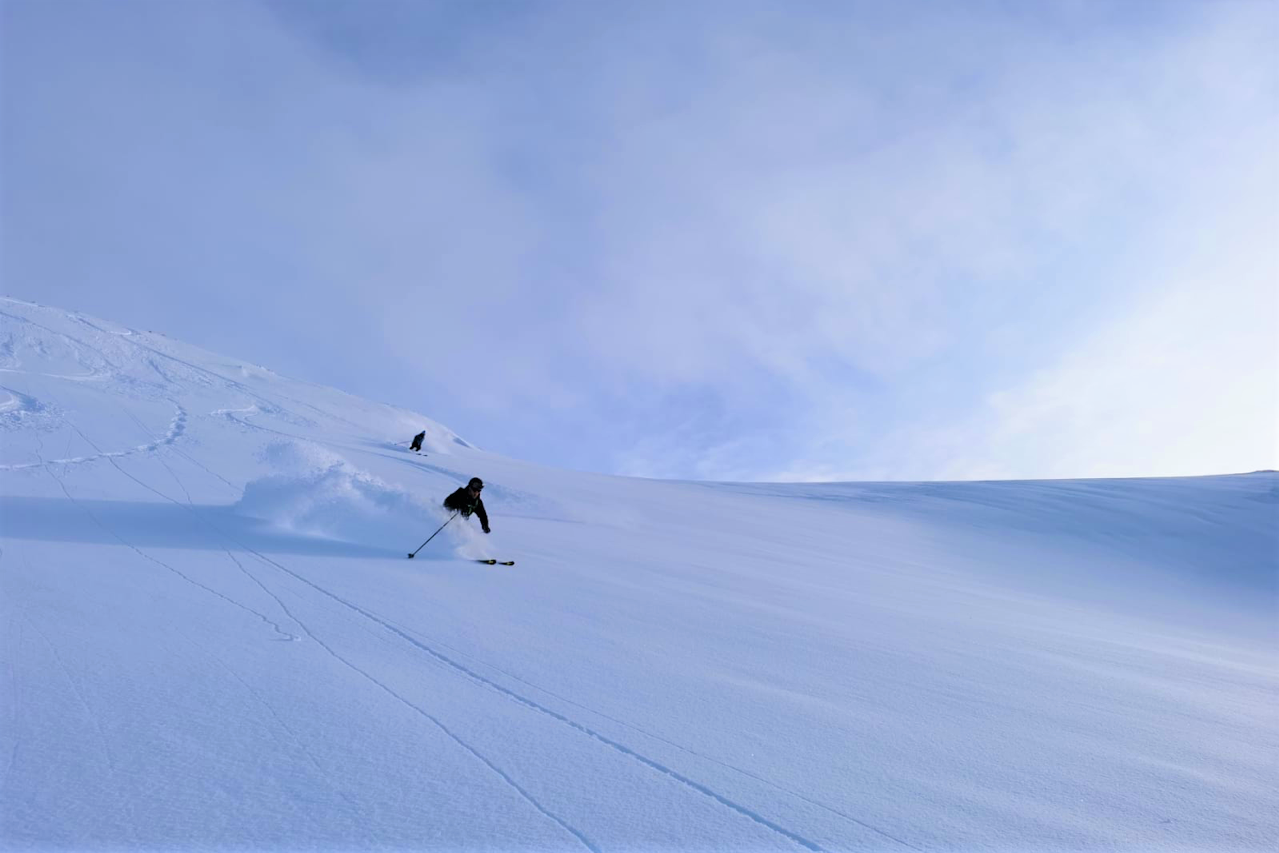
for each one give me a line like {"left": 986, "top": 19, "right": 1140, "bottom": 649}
{"left": 468, "top": 477, "right": 484, "bottom": 490}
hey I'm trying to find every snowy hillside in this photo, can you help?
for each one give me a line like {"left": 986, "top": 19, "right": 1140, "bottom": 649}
{"left": 2, "top": 298, "right": 1275, "bottom": 852}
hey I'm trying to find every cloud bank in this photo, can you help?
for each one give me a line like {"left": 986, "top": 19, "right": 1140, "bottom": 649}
{"left": 4, "top": 0, "right": 1275, "bottom": 480}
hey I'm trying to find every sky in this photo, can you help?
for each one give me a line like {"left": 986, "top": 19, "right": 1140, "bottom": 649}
{"left": 3, "top": 0, "right": 1276, "bottom": 482}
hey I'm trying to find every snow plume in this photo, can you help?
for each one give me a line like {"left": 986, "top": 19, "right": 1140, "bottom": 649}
{"left": 235, "top": 440, "right": 439, "bottom": 549}
{"left": 442, "top": 507, "right": 494, "bottom": 561}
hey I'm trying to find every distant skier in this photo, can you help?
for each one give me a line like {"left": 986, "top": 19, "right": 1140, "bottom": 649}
{"left": 444, "top": 477, "right": 490, "bottom": 534}
{"left": 409, "top": 431, "right": 425, "bottom": 452}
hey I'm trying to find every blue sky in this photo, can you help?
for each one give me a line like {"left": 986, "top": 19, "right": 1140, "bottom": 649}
{"left": 3, "top": 0, "right": 1276, "bottom": 481}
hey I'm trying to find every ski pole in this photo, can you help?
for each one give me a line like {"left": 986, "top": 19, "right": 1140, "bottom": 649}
{"left": 408, "top": 513, "right": 458, "bottom": 559}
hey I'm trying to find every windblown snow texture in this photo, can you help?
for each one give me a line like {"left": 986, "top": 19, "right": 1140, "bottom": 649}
{"left": 1, "top": 298, "right": 1275, "bottom": 851}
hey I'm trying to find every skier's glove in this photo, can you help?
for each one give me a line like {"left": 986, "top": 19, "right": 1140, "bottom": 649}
{"left": 482, "top": 525, "right": 491, "bottom": 534}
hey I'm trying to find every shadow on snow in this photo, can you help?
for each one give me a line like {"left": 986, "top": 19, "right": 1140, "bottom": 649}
{"left": 0, "top": 495, "right": 440, "bottom": 560}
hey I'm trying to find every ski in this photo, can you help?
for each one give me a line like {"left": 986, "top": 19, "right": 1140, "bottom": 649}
{"left": 475, "top": 559, "right": 515, "bottom": 566}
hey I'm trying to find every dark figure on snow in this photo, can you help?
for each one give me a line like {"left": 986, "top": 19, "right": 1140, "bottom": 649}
{"left": 409, "top": 431, "right": 425, "bottom": 452}
{"left": 444, "top": 477, "right": 490, "bottom": 534}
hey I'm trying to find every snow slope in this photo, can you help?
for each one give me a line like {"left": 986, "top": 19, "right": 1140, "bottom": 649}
{"left": 1, "top": 298, "right": 1275, "bottom": 852}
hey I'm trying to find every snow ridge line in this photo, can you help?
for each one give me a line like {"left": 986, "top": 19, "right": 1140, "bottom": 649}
{"left": 72, "top": 312, "right": 442, "bottom": 445}
{"left": 8, "top": 307, "right": 317, "bottom": 434}
{"left": 123, "top": 335, "right": 367, "bottom": 433}
{"left": 0, "top": 308, "right": 120, "bottom": 374}
{"left": 248, "top": 550, "right": 834, "bottom": 853}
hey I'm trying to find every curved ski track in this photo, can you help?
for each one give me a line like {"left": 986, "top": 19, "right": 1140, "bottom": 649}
{"left": 0, "top": 404, "right": 187, "bottom": 472}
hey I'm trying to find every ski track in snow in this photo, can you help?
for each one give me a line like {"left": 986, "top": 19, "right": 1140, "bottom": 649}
{"left": 0, "top": 367, "right": 108, "bottom": 382}
{"left": 0, "top": 403, "right": 187, "bottom": 472}
{"left": 24, "top": 612, "right": 118, "bottom": 778}
{"left": 36, "top": 448, "right": 300, "bottom": 644}
{"left": 277, "top": 603, "right": 602, "bottom": 853}
{"left": 394, "top": 619, "right": 923, "bottom": 849}
{"left": 240, "top": 544, "right": 851, "bottom": 853}
{"left": 0, "top": 308, "right": 119, "bottom": 379}
{"left": 86, "top": 449, "right": 303, "bottom": 643}
{"left": 79, "top": 446, "right": 848, "bottom": 851}
{"left": 179, "top": 630, "right": 369, "bottom": 824}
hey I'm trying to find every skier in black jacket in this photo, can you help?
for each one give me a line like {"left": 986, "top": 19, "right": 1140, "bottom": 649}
{"left": 444, "top": 477, "right": 490, "bottom": 534}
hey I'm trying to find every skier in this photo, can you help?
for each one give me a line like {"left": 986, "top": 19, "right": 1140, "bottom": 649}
{"left": 409, "top": 430, "right": 425, "bottom": 452}
{"left": 444, "top": 477, "right": 490, "bottom": 534}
